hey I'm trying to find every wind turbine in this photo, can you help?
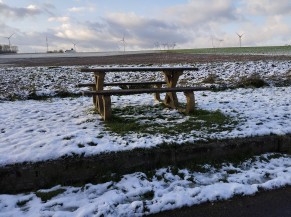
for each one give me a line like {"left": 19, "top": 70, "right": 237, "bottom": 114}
{"left": 3, "top": 33, "right": 15, "bottom": 48}
{"left": 120, "top": 34, "right": 126, "bottom": 52}
{"left": 46, "top": 36, "right": 49, "bottom": 52}
{"left": 236, "top": 33, "right": 244, "bottom": 47}
{"left": 218, "top": 39, "right": 224, "bottom": 47}
{"left": 71, "top": 41, "right": 77, "bottom": 51}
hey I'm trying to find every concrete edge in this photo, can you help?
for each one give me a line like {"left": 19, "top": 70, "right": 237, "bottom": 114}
{"left": 0, "top": 134, "right": 290, "bottom": 194}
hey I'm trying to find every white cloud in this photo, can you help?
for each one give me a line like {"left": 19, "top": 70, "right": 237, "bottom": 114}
{"left": 68, "top": 5, "right": 96, "bottom": 13}
{"left": 68, "top": 7, "right": 85, "bottom": 12}
{"left": 26, "top": 5, "right": 37, "bottom": 11}
{"left": 48, "top": 16, "right": 70, "bottom": 23}
{"left": 241, "top": 15, "right": 291, "bottom": 46}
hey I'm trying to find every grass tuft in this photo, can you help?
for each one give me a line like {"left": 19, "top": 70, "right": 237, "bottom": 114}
{"left": 16, "top": 198, "right": 32, "bottom": 207}
{"left": 237, "top": 74, "right": 268, "bottom": 88}
{"left": 35, "top": 188, "right": 66, "bottom": 202}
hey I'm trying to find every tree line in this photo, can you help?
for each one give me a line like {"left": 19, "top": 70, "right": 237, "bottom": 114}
{"left": 0, "top": 44, "right": 18, "bottom": 53}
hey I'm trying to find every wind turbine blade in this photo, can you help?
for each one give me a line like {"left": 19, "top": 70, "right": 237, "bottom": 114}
{"left": 8, "top": 33, "right": 15, "bottom": 39}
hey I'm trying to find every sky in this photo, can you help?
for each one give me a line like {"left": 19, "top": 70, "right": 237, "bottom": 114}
{"left": 0, "top": 0, "right": 290, "bottom": 53}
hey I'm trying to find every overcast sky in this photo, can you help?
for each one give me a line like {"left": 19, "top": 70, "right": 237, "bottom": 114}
{"left": 0, "top": 0, "right": 290, "bottom": 53}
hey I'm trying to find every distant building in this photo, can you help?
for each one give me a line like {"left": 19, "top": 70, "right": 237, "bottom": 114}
{"left": 65, "top": 48, "right": 76, "bottom": 53}
{"left": 0, "top": 44, "right": 18, "bottom": 54}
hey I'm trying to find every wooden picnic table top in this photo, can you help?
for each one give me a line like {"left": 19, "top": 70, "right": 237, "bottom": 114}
{"left": 80, "top": 66, "right": 198, "bottom": 73}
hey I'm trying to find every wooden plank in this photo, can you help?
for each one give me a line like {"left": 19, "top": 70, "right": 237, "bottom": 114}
{"left": 77, "top": 81, "right": 166, "bottom": 88}
{"left": 82, "top": 86, "right": 212, "bottom": 96}
{"left": 80, "top": 66, "right": 199, "bottom": 73}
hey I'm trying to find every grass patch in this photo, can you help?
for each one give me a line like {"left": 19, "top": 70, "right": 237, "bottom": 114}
{"left": 168, "top": 45, "right": 291, "bottom": 55}
{"left": 202, "top": 73, "right": 218, "bottom": 84}
{"left": 104, "top": 105, "right": 238, "bottom": 137}
{"left": 237, "top": 74, "right": 268, "bottom": 88}
{"left": 35, "top": 188, "right": 66, "bottom": 202}
{"left": 16, "top": 198, "right": 33, "bottom": 207}
{"left": 141, "top": 190, "right": 155, "bottom": 200}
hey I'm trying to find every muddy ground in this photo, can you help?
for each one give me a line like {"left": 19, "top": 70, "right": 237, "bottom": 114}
{"left": 1, "top": 52, "right": 290, "bottom": 67}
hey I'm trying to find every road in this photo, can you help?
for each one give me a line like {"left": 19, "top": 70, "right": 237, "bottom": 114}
{"left": 149, "top": 186, "right": 291, "bottom": 217}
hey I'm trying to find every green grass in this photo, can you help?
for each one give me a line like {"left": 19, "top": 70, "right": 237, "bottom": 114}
{"left": 35, "top": 188, "right": 66, "bottom": 202}
{"left": 104, "top": 105, "right": 238, "bottom": 137}
{"left": 16, "top": 198, "right": 33, "bottom": 207}
{"left": 168, "top": 45, "right": 291, "bottom": 55}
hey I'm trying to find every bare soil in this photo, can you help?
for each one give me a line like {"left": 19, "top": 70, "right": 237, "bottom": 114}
{"left": 1, "top": 53, "right": 291, "bottom": 67}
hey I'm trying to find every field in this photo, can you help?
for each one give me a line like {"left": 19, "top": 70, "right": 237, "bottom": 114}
{"left": 170, "top": 45, "right": 291, "bottom": 55}
{"left": 0, "top": 52, "right": 290, "bottom": 216}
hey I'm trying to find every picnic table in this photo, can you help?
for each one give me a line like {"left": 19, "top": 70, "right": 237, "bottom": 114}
{"left": 79, "top": 67, "right": 210, "bottom": 121}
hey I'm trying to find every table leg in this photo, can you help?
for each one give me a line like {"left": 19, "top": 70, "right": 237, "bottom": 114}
{"left": 101, "top": 96, "right": 112, "bottom": 121}
{"left": 163, "top": 70, "right": 183, "bottom": 108}
{"left": 183, "top": 91, "right": 195, "bottom": 113}
{"left": 94, "top": 72, "right": 105, "bottom": 114}
{"left": 154, "top": 84, "right": 162, "bottom": 101}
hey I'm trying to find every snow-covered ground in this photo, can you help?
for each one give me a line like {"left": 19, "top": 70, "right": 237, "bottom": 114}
{"left": 0, "top": 153, "right": 290, "bottom": 217}
{"left": 0, "top": 60, "right": 290, "bottom": 216}
{"left": 0, "top": 87, "right": 290, "bottom": 166}
{"left": 0, "top": 60, "right": 290, "bottom": 100}
{"left": 0, "top": 60, "right": 290, "bottom": 165}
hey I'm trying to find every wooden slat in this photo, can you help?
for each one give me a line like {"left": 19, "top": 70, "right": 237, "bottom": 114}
{"left": 80, "top": 66, "right": 198, "bottom": 73}
{"left": 82, "top": 86, "right": 212, "bottom": 96}
{"left": 77, "top": 81, "right": 166, "bottom": 88}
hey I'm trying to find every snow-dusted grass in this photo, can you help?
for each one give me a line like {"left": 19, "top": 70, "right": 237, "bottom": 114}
{"left": 0, "top": 153, "right": 290, "bottom": 217}
{"left": 0, "top": 60, "right": 290, "bottom": 165}
{"left": 0, "top": 86, "right": 290, "bottom": 166}
{"left": 0, "top": 60, "right": 290, "bottom": 100}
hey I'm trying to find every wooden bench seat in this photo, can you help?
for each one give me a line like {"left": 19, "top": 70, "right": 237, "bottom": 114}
{"left": 77, "top": 81, "right": 166, "bottom": 88}
{"left": 82, "top": 86, "right": 211, "bottom": 121}
{"left": 82, "top": 86, "right": 210, "bottom": 96}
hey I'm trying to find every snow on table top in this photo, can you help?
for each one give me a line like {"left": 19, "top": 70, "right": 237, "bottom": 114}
{"left": 0, "top": 86, "right": 290, "bottom": 166}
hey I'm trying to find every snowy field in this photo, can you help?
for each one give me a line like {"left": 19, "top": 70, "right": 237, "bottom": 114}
{"left": 0, "top": 60, "right": 290, "bottom": 165}
{"left": 0, "top": 60, "right": 290, "bottom": 216}
{"left": 0, "top": 87, "right": 290, "bottom": 166}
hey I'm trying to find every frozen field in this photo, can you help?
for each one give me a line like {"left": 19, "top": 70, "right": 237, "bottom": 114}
{"left": 0, "top": 60, "right": 290, "bottom": 216}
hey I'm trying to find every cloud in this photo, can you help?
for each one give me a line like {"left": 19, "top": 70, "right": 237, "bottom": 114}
{"left": 68, "top": 5, "right": 96, "bottom": 13}
{"left": 2, "top": 0, "right": 290, "bottom": 52}
{"left": 68, "top": 7, "right": 85, "bottom": 13}
{"left": 243, "top": 0, "right": 291, "bottom": 16}
{"left": 48, "top": 16, "right": 70, "bottom": 23}
{"left": 0, "top": 2, "right": 42, "bottom": 19}
{"left": 164, "top": 0, "right": 238, "bottom": 26}
{"left": 240, "top": 15, "right": 291, "bottom": 46}
{"left": 104, "top": 12, "right": 187, "bottom": 46}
